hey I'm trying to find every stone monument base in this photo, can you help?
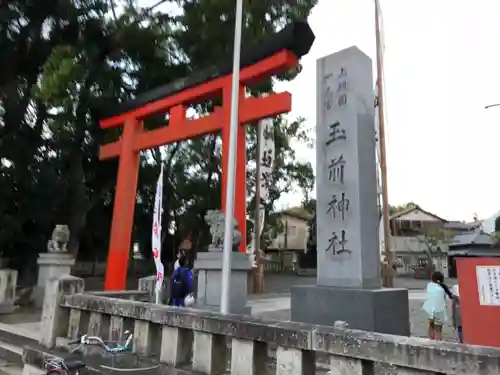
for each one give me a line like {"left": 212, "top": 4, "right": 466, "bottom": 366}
{"left": 194, "top": 251, "right": 251, "bottom": 315}
{"left": 35, "top": 253, "right": 75, "bottom": 308}
{"left": 0, "top": 269, "right": 18, "bottom": 314}
{"left": 291, "top": 285, "right": 410, "bottom": 336}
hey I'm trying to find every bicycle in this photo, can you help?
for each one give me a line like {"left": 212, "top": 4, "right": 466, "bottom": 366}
{"left": 74, "top": 331, "right": 160, "bottom": 372}
{"left": 43, "top": 338, "right": 87, "bottom": 375}
{"left": 43, "top": 331, "right": 133, "bottom": 375}
{"left": 75, "top": 331, "right": 159, "bottom": 372}
{"left": 74, "top": 330, "right": 134, "bottom": 354}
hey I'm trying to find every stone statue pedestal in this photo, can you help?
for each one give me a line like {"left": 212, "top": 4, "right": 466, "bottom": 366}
{"left": 0, "top": 269, "right": 18, "bottom": 314}
{"left": 291, "top": 286, "right": 410, "bottom": 335}
{"left": 194, "top": 251, "right": 252, "bottom": 314}
{"left": 35, "top": 253, "right": 75, "bottom": 308}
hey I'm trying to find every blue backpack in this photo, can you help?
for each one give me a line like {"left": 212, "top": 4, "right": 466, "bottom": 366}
{"left": 171, "top": 268, "right": 189, "bottom": 300}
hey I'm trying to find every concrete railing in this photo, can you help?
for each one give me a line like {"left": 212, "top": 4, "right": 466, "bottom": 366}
{"left": 28, "top": 276, "right": 500, "bottom": 375}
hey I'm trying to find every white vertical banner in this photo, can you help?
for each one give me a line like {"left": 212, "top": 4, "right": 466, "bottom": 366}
{"left": 247, "top": 118, "right": 275, "bottom": 266}
{"left": 152, "top": 164, "right": 165, "bottom": 303}
{"left": 258, "top": 118, "right": 275, "bottom": 201}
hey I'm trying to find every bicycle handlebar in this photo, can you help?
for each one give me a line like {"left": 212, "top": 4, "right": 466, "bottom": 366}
{"left": 82, "top": 335, "right": 106, "bottom": 346}
{"left": 72, "top": 332, "right": 133, "bottom": 353}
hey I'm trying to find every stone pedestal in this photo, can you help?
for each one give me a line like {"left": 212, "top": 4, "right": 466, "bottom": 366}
{"left": 35, "top": 253, "right": 75, "bottom": 308}
{"left": 291, "top": 286, "right": 410, "bottom": 336}
{"left": 290, "top": 46, "right": 410, "bottom": 335}
{"left": 194, "top": 251, "right": 251, "bottom": 314}
{"left": 0, "top": 269, "right": 18, "bottom": 314}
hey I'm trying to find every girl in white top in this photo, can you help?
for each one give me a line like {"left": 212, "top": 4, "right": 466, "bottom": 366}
{"left": 422, "top": 271, "right": 454, "bottom": 340}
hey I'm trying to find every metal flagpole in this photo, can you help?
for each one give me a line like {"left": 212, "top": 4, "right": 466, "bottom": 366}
{"left": 220, "top": 0, "right": 244, "bottom": 314}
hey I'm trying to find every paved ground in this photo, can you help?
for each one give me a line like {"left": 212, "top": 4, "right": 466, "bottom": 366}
{"left": 252, "top": 294, "right": 455, "bottom": 341}
{"left": 251, "top": 274, "right": 458, "bottom": 341}
{"left": 258, "top": 273, "right": 456, "bottom": 294}
{"left": 82, "top": 272, "right": 445, "bottom": 295}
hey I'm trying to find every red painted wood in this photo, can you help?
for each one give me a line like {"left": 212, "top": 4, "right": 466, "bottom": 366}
{"left": 100, "top": 52, "right": 297, "bottom": 290}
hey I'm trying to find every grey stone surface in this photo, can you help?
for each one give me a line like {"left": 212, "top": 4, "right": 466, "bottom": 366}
{"left": 291, "top": 285, "right": 410, "bottom": 336}
{"left": 46, "top": 225, "right": 70, "bottom": 253}
{"left": 254, "top": 294, "right": 457, "bottom": 342}
{"left": 230, "top": 337, "right": 267, "bottom": 375}
{"left": 0, "top": 269, "right": 18, "bottom": 314}
{"left": 39, "top": 275, "right": 84, "bottom": 348}
{"left": 194, "top": 251, "right": 251, "bottom": 314}
{"left": 161, "top": 326, "right": 193, "bottom": 366}
{"left": 35, "top": 253, "right": 75, "bottom": 308}
{"left": 315, "top": 46, "right": 380, "bottom": 288}
{"left": 138, "top": 275, "right": 160, "bottom": 303}
{"left": 192, "top": 331, "right": 226, "bottom": 374}
{"left": 290, "top": 46, "right": 410, "bottom": 336}
{"left": 205, "top": 209, "right": 242, "bottom": 252}
{"left": 56, "top": 292, "right": 500, "bottom": 374}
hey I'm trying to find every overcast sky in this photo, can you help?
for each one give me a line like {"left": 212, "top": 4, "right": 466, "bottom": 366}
{"left": 275, "top": 0, "right": 500, "bottom": 222}
{"left": 144, "top": 0, "right": 500, "bottom": 222}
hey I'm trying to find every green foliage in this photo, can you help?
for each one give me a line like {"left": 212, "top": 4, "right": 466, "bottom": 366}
{"left": 34, "top": 46, "right": 86, "bottom": 106}
{"left": 417, "top": 227, "right": 453, "bottom": 260}
{"left": 495, "top": 216, "right": 500, "bottom": 233}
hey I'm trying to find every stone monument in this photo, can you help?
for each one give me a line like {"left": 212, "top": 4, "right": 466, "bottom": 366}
{"left": 35, "top": 225, "right": 76, "bottom": 308}
{"left": 290, "top": 47, "right": 410, "bottom": 335}
{"left": 194, "top": 210, "right": 251, "bottom": 314}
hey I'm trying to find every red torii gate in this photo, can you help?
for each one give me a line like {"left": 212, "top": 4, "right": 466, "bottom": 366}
{"left": 99, "top": 22, "right": 315, "bottom": 290}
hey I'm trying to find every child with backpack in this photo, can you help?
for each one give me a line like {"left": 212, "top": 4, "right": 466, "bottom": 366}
{"left": 169, "top": 256, "right": 193, "bottom": 307}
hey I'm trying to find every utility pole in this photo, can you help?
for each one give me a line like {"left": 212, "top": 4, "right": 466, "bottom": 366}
{"left": 374, "top": 0, "right": 394, "bottom": 287}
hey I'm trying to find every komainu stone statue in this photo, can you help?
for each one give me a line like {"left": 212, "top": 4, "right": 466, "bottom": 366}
{"left": 205, "top": 210, "right": 241, "bottom": 252}
{"left": 47, "top": 225, "right": 70, "bottom": 253}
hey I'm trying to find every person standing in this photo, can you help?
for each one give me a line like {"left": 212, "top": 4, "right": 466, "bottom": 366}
{"left": 169, "top": 256, "right": 193, "bottom": 306}
{"left": 174, "top": 250, "right": 183, "bottom": 271}
{"left": 422, "top": 271, "right": 454, "bottom": 340}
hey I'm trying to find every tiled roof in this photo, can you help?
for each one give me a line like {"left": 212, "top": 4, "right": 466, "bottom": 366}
{"left": 390, "top": 205, "right": 447, "bottom": 222}
{"left": 444, "top": 221, "right": 481, "bottom": 231}
{"left": 449, "top": 230, "right": 496, "bottom": 247}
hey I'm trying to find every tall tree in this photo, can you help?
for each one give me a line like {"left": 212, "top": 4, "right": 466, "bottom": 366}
{"left": 417, "top": 226, "right": 453, "bottom": 278}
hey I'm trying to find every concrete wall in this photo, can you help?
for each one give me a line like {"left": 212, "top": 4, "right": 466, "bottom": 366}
{"left": 26, "top": 276, "right": 500, "bottom": 375}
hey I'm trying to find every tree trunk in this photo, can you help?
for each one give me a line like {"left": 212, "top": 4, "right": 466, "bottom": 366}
{"left": 427, "top": 253, "right": 434, "bottom": 280}
{"left": 67, "top": 152, "right": 88, "bottom": 258}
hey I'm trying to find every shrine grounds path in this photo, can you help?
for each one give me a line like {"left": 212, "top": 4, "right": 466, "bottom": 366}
{"left": 250, "top": 274, "right": 458, "bottom": 341}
